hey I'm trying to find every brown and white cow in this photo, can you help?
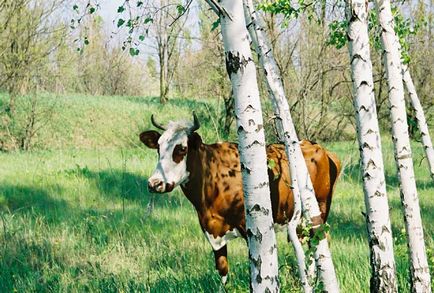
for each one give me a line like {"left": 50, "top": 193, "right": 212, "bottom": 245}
{"left": 139, "top": 113, "right": 341, "bottom": 285}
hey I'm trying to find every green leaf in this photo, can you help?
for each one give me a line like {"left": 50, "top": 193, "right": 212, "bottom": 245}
{"left": 117, "top": 19, "right": 125, "bottom": 28}
{"left": 139, "top": 35, "right": 145, "bottom": 41}
{"left": 117, "top": 6, "right": 125, "bottom": 13}
{"left": 267, "top": 159, "right": 276, "bottom": 170}
{"left": 211, "top": 18, "right": 220, "bottom": 31}
{"left": 144, "top": 17, "right": 153, "bottom": 24}
{"left": 89, "top": 7, "right": 96, "bottom": 14}
{"left": 176, "top": 4, "right": 186, "bottom": 15}
{"left": 129, "top": 48, "right": 140, "bottom": 56}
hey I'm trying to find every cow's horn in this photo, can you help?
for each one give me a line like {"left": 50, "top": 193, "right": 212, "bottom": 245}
{"left": 151, "top": 114, "right": 166, "bottom": 131}
{"left": 191, "top": 112, "right": 200, "bottom": 132}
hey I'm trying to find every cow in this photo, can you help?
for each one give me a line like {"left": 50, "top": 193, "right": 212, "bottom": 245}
{"left": 139, "top": 113, "right": 341, "bottom": 285}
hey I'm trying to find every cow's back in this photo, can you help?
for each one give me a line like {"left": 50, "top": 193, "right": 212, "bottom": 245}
{"left": 188, "top": 140, "right": 340, "bottom": 239}
{"left": 266, "top": 140, "right": 341, "bottom": 224}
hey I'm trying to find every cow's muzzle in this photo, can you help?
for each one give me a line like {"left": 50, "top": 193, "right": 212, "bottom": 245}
{"left": 148, "top": 179, "right": 175, "bottom": 193}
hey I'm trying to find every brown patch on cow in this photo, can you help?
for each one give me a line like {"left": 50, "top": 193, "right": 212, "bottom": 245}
{"left": 167, "top": 136, "right": 341, "bottom": 280}
{"left": 173, "top": 144, "right": 188, "bottom": 163}
{"left": 224, "top": 183, "right": 230, "bottom": 192}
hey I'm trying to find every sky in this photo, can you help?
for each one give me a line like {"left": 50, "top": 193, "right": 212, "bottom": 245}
{"left": 90, "top": 0, "right": 202, "bottom": 60}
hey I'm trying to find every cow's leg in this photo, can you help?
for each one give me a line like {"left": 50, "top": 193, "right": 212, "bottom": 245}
{"left": 214, "top": 245, "right": 228, "bottom": 285}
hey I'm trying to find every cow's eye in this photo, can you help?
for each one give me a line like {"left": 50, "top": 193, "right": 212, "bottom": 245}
{"left": 175, "top": 144, "right": 187, "bottom": 154}
{"left": 173, "top": 144, "right": 188, "bottom": 163}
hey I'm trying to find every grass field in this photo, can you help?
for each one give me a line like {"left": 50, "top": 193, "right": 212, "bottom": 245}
{"left": 0, "top": 94, "right": 433, "bottom": 292}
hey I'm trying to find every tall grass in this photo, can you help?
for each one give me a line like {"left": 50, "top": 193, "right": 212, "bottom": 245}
{"left": 0, "top": 95, "right": 432, "bottom": 292}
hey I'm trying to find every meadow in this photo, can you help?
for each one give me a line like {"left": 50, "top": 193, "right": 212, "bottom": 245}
{"left": 0, "top": 94, "right": 433, "bottom": 292}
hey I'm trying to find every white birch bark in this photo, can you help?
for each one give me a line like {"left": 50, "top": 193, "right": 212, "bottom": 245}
{"left": 346, "top": 0, "right": 398, "bottom": 291}
{"left": 243, "top": 1, "right": 339, "bottom": 292}
{"left": 374, "top": 0, "right": 432, "bottom": 291}
{"left": 402, "top": 64, "right": 434, "bottom": 180}
{"left": 217, "top": 0, "right": 280, "bottom": 291}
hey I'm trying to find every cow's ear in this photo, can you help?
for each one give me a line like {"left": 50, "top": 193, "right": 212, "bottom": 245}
{"left": 139, "top": 130, "right": 161, "bottom": 149}
{"left": 188, "top": 132, "right": 202, "bottom": 150}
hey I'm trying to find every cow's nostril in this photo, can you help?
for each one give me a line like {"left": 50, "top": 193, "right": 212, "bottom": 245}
{"left": 148, "top": 179, "right": 164, "bottom": 193}
{"left": 166, "top": 182, "right": 175, "bottom": 192}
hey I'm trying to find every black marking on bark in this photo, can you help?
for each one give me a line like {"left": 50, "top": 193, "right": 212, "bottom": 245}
{"left": 247, "top": 228, "right": 263, "bottom": 242}
{"left": 254, "top": 181, "right": 269, "bottom": 189}
{"left": 237, "top": 125, "right": 244, "bottom": 135}
{"left": 397, "top": 153, "right": 412, "bottom": 160}
{"left": 360, "top": 80, "right": 369, "bottom": 87}
{"left": 363, "top": 171, "right": 373, "bottom": 180}
{"left": 225, "top": 51, "right": 252, "bottom": 76}
{"left": 248, "top": 204, "right": 270, "bottom": 216}
{"left": 249, "top": 253, "right": 262, "bottom": 269}
{"left": 351, "top": 53, "right": 367, "bottom": 64}
{"left": 381, "top": 225, "right": 390, "bottom": 234}
{"left": 242, "top": 104, "right": 256, "bottom": 113}
{"left": 246, "top": 140, "right": 263, "bottom": 149}
{"left": 269, "top": 243, "right": 277, "bottom": 254}
{"left": 241, "top": 162, "right": 251, "bottom": 174}
{"left": 359, "top": 105, "right": 370, "bottom": 112}
{"left": 366, "top": 159, "right": 377, "bottom": 169}
{"left": 255, "top": 124, "right": 263, "bottom": 132}
{"left": 248, "top": 119, "right": 255, "bottom": 126}
{"left": 362, "top": 142, "right": 373, "bottom": 150}
{"left": 350, "top": 12, "right": 358, "bottom": 23}
{"left": 374, "top": 190, "right": 384, "bottom": 197}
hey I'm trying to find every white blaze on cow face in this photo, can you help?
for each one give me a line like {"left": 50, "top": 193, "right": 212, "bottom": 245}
{"left": 148, "top": 121, "right": 192, "bottom": 193}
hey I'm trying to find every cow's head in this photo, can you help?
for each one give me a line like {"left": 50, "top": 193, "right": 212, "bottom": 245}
{"left": 140, "top": 113, "right": 201, "bottom": 193}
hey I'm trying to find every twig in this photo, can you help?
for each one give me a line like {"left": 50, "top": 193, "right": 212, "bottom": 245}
{"left": 203, "top": 0, "right": 233, "bottom": 20}
{"left": 169, "top": 0, "right": 193, "bottom": 26}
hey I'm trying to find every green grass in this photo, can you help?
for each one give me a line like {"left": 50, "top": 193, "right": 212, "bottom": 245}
{"left": 0, "top": 95, "right": 433, "bottom": 292}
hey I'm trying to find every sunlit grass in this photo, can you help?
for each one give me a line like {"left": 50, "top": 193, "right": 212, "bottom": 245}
{"left": 0, "top": 95, "right": 432, "bottom": 292}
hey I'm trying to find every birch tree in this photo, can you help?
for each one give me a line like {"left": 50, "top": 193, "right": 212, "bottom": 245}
{"left": 204, "top": 0, "right": 280, "bottom": 291}
{"left": 401, "top": 65, "right": 434, "bottom": 180}
{"left": 346, "top": 0, "right": 397, "bottom": 291}
{"left": 243, "top": 1, "right": 339, "bottom": 291}
{"left": 374, "top": 0, "right": 432, "bottom": 291}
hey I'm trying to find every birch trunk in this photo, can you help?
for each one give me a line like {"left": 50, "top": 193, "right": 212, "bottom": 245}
{"left": 346, "top": 0, "right": 398, "bottom": 291}
{"left": 243, "top": 1, "right": 339, "bottom": 292}
{"left": 402, "top": 64, "right": 434, "bottom": 180}
{"left": 374, "top": 0, "right": 432, "bottom": 291}
{"left": 217, "top": 0, "right": 280, "bottom": 291}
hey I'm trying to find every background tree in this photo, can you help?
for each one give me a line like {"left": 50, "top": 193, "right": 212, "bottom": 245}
{"left": 346, "top": 0, "right": 398, "bottom": 290}
{"left": 208, "top": 0, "right": 281, "bottom": 290}
{"left": 244, "top": 0, "right": 339, "bottom": 291}
{"left": 374, "top": 0, "right": 432, "bottom": 290}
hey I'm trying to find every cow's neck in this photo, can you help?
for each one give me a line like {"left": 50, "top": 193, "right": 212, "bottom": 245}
{"left": 180, "top": 144, "right": 207, "bottom": 211}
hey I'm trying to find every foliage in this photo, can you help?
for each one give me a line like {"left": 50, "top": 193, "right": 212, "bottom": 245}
{"left": 259, "top": 0, "right": 319, "bottom": 24}
{"left": 326, "top": 5, "right": 423, "bottom": 65}
{"left": 326, "top": 20, "right": 348, "bottom": 49}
